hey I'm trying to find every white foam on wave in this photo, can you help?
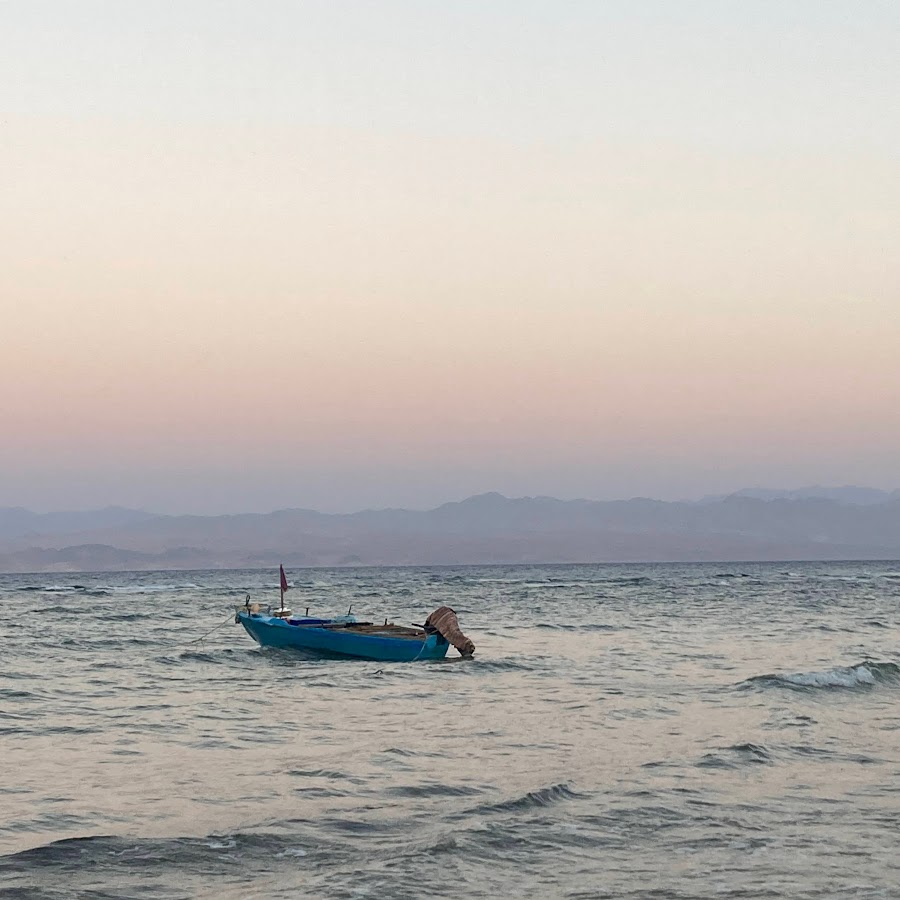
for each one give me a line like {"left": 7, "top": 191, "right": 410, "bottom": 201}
{"left": 204, "top": 838, "right": 236, "bottom": 850}
{"left": 781, "top": 665, "right": 877, "bottom": 688}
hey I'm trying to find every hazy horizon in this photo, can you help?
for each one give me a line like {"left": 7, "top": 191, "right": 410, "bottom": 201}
{"left": 5, "top": 482, "right": 900, "bottom": 518}
{"left": 3, "top": 2, "right": 898, "bottom": 517}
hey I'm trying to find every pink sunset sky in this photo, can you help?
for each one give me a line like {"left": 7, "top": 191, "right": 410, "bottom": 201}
{"left": 2, "top": 2, "right": 898, "bottom": 514}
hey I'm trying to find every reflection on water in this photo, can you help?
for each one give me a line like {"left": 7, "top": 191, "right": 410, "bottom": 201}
{"left": 1, "top": 562, "right": 899, "bottom": 898}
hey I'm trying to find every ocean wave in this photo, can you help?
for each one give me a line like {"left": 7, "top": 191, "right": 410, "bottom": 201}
{"left": 105, "top": 584, "right": 200, "bottom": 595}
{"left": 471, "top": 783, "right": 584, "bottom": 815}
{"left": 601, "top": 576, "right": 653, "bottom": 586}
{"left": 0, "top": 830, "right": 317, "bottom": 872}
{"left": 0, "top": 833, "right": 118, "bottom": 866}
{"left": 744, "top": 661, "right": 900, "bottom": 691}
{"left": 15, "top": 585, "right": 83, "bottom": 595}
{"left": 386, "top": 783, "right": 484, "bottom": 798}
{"left": 535, "top": 622, "right": 617, "bottom": 631}
{"left": 456, "top": 657, "right": 542, "bottom": 672}
{"left": 21, "top": 604, "right": 93, "bottom": 616}
{"left": 696, "top": 742, "right": 773, "bottom": 769}
{"left": 519, "top": 582, "right": 586, "bottom": 591}
{"left": 173, "top": 649, "right": 230, "bottom": 664}
{"left": 287, "top": 768, "right": 351, "bottom": 779}
{"left": 11, "top": 583, "right": 204, "bottom": 597}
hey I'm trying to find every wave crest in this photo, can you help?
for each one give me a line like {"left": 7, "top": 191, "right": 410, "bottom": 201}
{"left": 745, "top": 661, "right": 900, "bottom": 691}
{"left": 473, "top": 783, "right": 584, "bottom": 815}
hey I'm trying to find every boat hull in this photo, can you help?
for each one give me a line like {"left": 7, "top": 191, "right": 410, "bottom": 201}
{"left": 237, "top": 612, "right": 450, "bottom": 662}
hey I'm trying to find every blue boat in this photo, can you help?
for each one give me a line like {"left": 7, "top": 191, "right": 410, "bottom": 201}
{"left": 235, "top": 610, "right": 452, "bottom": 662}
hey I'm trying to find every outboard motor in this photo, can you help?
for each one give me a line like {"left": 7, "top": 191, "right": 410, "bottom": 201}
{"left": 424, "top": 606, "right": 475, "bottom": 657}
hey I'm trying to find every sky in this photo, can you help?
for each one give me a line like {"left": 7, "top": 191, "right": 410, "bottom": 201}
{"left": 1, "top": 1, "right": 898, "bottom": 514}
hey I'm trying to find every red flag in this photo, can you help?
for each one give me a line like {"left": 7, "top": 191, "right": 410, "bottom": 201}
{"left": 279, "top": 564, "right": 289, "bottom": 594}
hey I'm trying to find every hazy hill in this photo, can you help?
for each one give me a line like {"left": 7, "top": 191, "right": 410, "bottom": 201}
{"left": 1, "top": 489, "right": 900, "bottom": 571}
{"left": 0, "top": 506, "right": 157, "bottom": 542}
{"left": 702, "top": 486, "right": 900, "bottom": 506}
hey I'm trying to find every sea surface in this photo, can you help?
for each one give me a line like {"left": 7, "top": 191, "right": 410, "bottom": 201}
{"left": 1, "top": 562, "right": 899, "bottom": 899}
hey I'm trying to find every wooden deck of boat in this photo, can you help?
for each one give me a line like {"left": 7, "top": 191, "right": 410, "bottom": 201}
{"left": 318, "top": 622, "right": 426, "bottom": 639}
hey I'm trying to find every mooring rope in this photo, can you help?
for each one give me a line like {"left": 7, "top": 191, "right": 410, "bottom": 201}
{"left": 186, "top": 612, "right": 236, "bottom": 646}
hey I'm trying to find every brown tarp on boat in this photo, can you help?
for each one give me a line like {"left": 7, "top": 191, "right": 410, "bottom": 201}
{"left": 424, "top": 606, "right": 475, "bottom": 657}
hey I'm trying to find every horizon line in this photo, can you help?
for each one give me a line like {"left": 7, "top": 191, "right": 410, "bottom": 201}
{"left": 4, "top": 484, "right": 900, "bottom": 518}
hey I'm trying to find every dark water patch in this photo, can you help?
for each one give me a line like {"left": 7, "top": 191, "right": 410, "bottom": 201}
{"left": 696, "top": 742, "right": 773, "bottom": 769}
{"left": 100, "top": 610, "right": 155, "bottom": 621}
{"left": 459, "top": 657, "right": 543, "bottom": 673}
{"left": 153, "top": 646, "right": 258, "bottom": 666}
{"left": 23, "top": 604, "right": 95, "bottom": 616}
{"left": 522, "top": 582, "right": 585, "bottom": 591}
{"left": 433, "top": 574, "right": 474, "bottom": 586}
{"left": 13, "top": 584, "right": 110, "bottom": 597}
{"left": 0, "top": 889, "right": 73, "bottom": 899}
{"left": 0, "top": 689, "right": 41, "bottom": 700}
{"left": 39, "top": 725, "right": 101, "bottom": 737}
{"left": 786, "top": 745, "right": 880, "bottom": 766}
{"left": 469, "top": 783, "right": 584, "bottom": 816}
{"left": 175, "top": 650, "right": 226, "bottom": 664}
{"left": 535, "top": 622, "right": 617, "bottom": 631}
{"left": 25, "top": 586, "right": 81, "bottom": 595}
{"left": 576, "top": 802, "right": 693, "bottom": 837}
{"left": 385, "top": 783, "right": 484, "bottom": 798}
{"left": 379, "top": 747, "right": 426, "bottom": 758}
{"left": 318, "top": 817, "right": 396, "bottom": 836}
{"left": 764, "top": 712, "right": 818, "bottom": 730}
{"left": 0, "top": 727, "right": 28, "bottom": 737}
{"left": 57, "top": 634, "right": 161, "bottom": 649}
{"left": 600, "top": 576, "right": 653, "bottom": 586}
{"left": 0, "top": 831, "right": 323, "bottom": 877}
{"left": 129, "top": 702, "right": 176, "bottom": 713}
{"left": 288, "top": 785, "right": 355, "bottom": 800}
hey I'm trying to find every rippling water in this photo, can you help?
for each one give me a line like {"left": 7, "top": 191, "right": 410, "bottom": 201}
{"left": 2, "top": 562, "right": 899, "bottom": 899}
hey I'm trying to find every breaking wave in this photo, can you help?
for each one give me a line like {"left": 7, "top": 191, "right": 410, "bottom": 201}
{"left": 744, "top": 661, "right": 900, "bottom": 691}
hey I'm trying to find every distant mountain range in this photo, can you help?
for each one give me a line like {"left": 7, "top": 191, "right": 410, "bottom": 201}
{"left": 0, "top": 506, "right": 157, "bottom": 541}
{"left": 698, "top": 486, "right": 900, "bottom": 506}
{"left": 2, "top": 487, "right": 900, "bottom": 572}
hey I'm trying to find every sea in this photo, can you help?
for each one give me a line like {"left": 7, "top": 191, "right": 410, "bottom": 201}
{"left": 1, "top": 562, "right": 899, "bottom": 899}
